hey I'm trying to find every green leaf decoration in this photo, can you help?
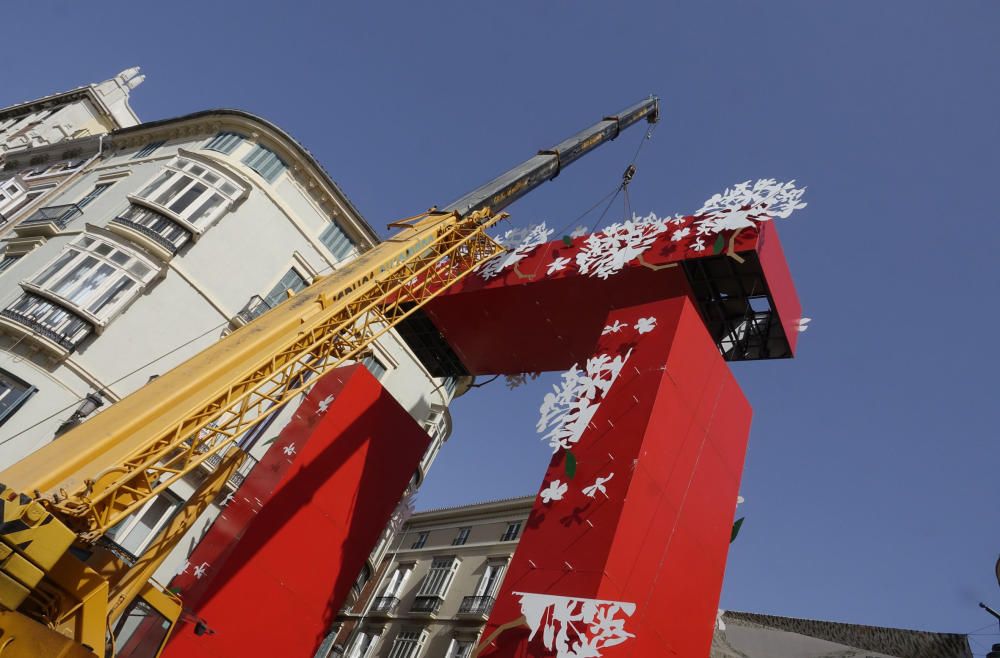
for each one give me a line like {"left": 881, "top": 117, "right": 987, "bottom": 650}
{"left": 562, "top": 235, "right": 574, "bottom": 247}
{"left": 730, "top": 516, "right": 745, "bottom": 543}
{"left": 565, "top": 451, "right": 577, "bottom": 479}
{"left": 713, "top": 234, "right": 726, "bottom": 255}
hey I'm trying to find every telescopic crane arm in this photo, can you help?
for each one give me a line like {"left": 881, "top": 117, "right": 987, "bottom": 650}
{"left": 0, "top": 96, "right": 658, "bottom": 658}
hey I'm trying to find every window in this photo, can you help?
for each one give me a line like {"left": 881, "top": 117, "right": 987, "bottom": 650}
{"left": 500, "top": 521, "right": 521, "bottom": 542}
{"left": 319, "top": 220, "right": 357, "bottom": 261}
{"left": 133, "top": 158, "right": 242, "bottom": 231}
{"left": 417, "top": 557, "right": 459, "bottom": 599}
{"left": 0, "top": 370, "right": 36, "bottom": 426}
{"left": 410, "top": 531, "right": 428, "bottom": 549}
{"left": 242, "top": 144, "right": 286, "bottom": 183}
{"left": 314, "top": 624, "right": 342, "bottom": 658}
{"left": 105, "top": 490, "right": 182, "bottom": 558}
{"left": 379, "top": 564, "right": 413, "bottom": 598}
{"left": 204, "top": 131, "right": 245, "bottom": 155}
{"left": 387, "top": 630, "right": 426, "bottom": 658}
{"left": 0, "top": 254, "right": 20, "bottom": 273}
{"left": 114, "top": 204, "right": 191, "bottom": 253}
{"left": 475, "top": 560, "right": 506, "bottom": 598}
{"left": 3, "top": 294, "right": 92, "bottom": 350}
{"left": 76, "top": 182, "right": 112, "bottom": 208}
{"left": 351, "top": 562, "right": 372, "bottom": 597}
{"left": 132, "top": 141, "right": 165, "bottom": 159}
{"left": 25, "top": 234, "right": 157, "bottom": 322}
{"left": 446, "top": 640, "right": 474, "bottom": 658}
{"left": 452, "top": 527, "right": 470, "bottom": 546}
{"left": 360, "top": 354, "right": 387, "bottom": 380}
{"left": 347, "top": 629, "right": 380, "bottom": 658}
{"left": 441, "top": 376, "right": 458, "bottom": 398}
{"left": 0, "top": 178, "right": 25, "bottom": 212}
{"left": 263, "top": 268, "right": 309, "bottom": 309}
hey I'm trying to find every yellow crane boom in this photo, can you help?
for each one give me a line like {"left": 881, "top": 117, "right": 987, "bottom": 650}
{"left": 0, "top": 97, "right": 659, "bottom": 657}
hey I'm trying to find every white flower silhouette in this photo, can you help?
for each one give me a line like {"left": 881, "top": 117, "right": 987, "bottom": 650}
{"left": 670, "top": 227, "right": 690, "bottom": 242}
{"left": 478, "top": 223, "right": 554, "bottom": 280}
{"left": 282, "top": 443, "right": 297, "bottom": 456}
{"left": 582, "top": 472, "right": 614, "bottom": 498}
{"left": 668, "top": 214, "right": 687, "bottom": 225}
{"left": 601, "top": 320, "right": 627, "bottom": 335}
{"left": 797, "top": 317, "right": 812, "bottom": 332}
{"left": 547, "top": 256, "right": 572, "bottom": 275}
{"left": 635, "top": 317, "right": 657, "bottom": 334}
{"left": 316, "top": 394, "right": 335, "bottom": 414}
{"left": 540, "top": 479, "right": 569, "bottom": 504}
{"left": 691, "top": 237, "right": 706, "bottom": 252}
{"left": 193, "top": 562, "right": 210, "bottom": 579}
{"left": 570, "top": 226, "right": 589, "bottom": 238}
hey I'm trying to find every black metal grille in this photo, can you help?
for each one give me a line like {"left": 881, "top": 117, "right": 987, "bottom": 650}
{"left": 111, "top": 217, "right": 182, "bottom": 254}
{"left": 458, "top": 595, "right": 495, "bottom": 615}
{"left": 411, "top": 596, "right": 442, "bottom": 614}
{"left": 21, "top": 203, "right": 83, "bottom": 229}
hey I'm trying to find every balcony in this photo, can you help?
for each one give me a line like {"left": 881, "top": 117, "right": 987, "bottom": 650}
{"left": 199, "top": 451, "right": 258, "bottom": 489}
{"left": 368, "top": 596, "right": 400, "bottom": 616}
{"left": 0, "top": 293, "right": 91, "bottom": 355}
{"left": 410, "top": 596, "right": 443, "bottom": 615}
{"left": 458, "top": 595, "right": 495, "bottom": 618}
{"left": 14, "top": 203, "right": 83, "bottom": 237}
{"left": 109, "top": 215, "right": 189, "bottom": 259}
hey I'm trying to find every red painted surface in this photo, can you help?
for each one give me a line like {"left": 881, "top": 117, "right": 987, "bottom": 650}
{"left": 162, "top": 365, "right": 430, "bottom": 658}
{"left": 155, "top": 221, "right": 799, "bottom": 658}
{"left": 477, "top": 298, "right": 751, "bottom": 657}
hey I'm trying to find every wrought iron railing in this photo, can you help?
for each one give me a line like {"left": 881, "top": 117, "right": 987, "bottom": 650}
{"left": 410, "top": 596, "right": 443, "bottom": 614}
{"left": 20, "top": 203, "right": 83, "bottom": 229}
{"left": 111, "top": 216, "right": 184, "bottom": 254}
{"left": 458, "top": 595, "right": 495, "bottom": 616}
{"left": 369, "top": 596, "right": 400, "bottom": 614}
{"left": 1, "top": 294, "right": 91, "bottom": 351}
{"left": 235, "top": 295, "right": 273, "bottom": 325}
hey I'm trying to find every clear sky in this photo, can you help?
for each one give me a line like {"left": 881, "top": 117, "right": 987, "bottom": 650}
{"left": 4, "top": 1, "right": 998, "bottom": 654}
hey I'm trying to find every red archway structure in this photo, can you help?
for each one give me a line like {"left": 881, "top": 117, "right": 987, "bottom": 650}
{"left": 164, "top": 206, "right": 801, "bottom": 658}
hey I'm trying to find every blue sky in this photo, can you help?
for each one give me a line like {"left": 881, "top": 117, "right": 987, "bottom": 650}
{"left": 5, "top": 1, "right": 998, "bottom": 653}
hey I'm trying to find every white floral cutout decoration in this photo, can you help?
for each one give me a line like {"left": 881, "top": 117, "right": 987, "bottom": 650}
{"left": 547, "top": 256, "right": 572, "bottom": 275}
{"left": 540, "top": 479, "right": 569, "bottom": 504}
{"left": 478, "top": 222, "right": 555, "bottom": 280}
{"left": 582, "top": 473, "right": 614, "bottom": 499}
{"left": 634, "top": 317, "right": 656, "bottom": 334}
{"left": 601, "top": 320, "right": 627, "bottom": 335}
{"left": 538, "top": 350, "right": 631, "bottom": 454}
{"left": 515, "top": 592, "right": 637, "bottom": 658}
{"left": 694, "top": 179, "right": 807, "bottom": 234}
{"left": 575, "top": 212, "right": 669, "bottom": 280}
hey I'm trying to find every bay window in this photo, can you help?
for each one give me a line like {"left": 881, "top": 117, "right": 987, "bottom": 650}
{"left": 131, "top": 157, "right": 243, "bottom": 236}
{"left": 2, "top": 234, "right": 159, "bottom": 353}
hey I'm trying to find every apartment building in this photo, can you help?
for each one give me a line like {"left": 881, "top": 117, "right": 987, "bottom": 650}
{"left": 329, "top": 496, "right": 535, "bottom": 658}
{"left": 0, "top": 71, "right": 461, "bottom": 584}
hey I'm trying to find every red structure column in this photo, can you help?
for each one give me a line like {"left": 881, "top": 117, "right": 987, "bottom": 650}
{"left": 475, "top": 297, "right": 751, "bottom": 657}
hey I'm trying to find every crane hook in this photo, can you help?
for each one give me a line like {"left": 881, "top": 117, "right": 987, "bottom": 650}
{"left": 622, "top": 164, "right": 636, "bottom": 188}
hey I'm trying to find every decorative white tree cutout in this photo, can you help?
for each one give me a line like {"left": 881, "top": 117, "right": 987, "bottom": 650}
{"left": 514, "top": 592, "right": 637, "bottom": 658}
{"left": 694, "top": 179, "right": 807, "bottom": 234}
{"left": 478, "top": 223, "right": 555, "bottom": 280}
{"left": 582, "top": 472, "right": 614, "bottom": 499}
{"left": 540, "top": 479, "right": 569, "bottom": 504}
{"left": 537, "top": 350, "right": 631, "bottom": 453}
{"left": 575, "top": 212, "right": 669, "bottom": 280}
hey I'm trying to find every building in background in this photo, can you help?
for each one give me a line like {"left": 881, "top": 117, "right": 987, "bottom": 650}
{"left": 0, "top": 70, "right": 460, "bottom": 584}
{"left": 713, "top": 610, "right": 973, "bottom": 658}
{"left": 330, "top": 496, "right": 534, "bottom": 658}
{"left": 331, "top": 496, "right": 974, "bottom": 658}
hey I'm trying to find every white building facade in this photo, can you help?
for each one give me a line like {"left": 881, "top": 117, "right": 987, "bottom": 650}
{"left": 0, "top": 71, "right": 461, "bottom": 584}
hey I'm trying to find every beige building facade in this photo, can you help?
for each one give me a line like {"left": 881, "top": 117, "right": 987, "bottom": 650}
{"left": 329, "top": 496, "right": 535, "bottom": 658}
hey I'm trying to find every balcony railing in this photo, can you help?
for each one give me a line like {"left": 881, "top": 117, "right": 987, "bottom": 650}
{"left": 458, "top": 595, "right": 495, "bottom": 616}
{"left": 200, "top": 451, "right": 258, "bottom": 489}
{"left": 410, "top": 596, "right": 443, "bottom": 614}
{"left": 234, "top": 295, "right": 273, "bottom": 325}
{"left": 110, "top": 216, "right": 187, "bottom": 255}
{"left": 369, "top": 596, "right": 400, "bottom": 615}
{"left": 19, "top": 203, "right": 83, "bottom": 230}
{"left": 1, "top": 293, "right": 91, "bottom": 352}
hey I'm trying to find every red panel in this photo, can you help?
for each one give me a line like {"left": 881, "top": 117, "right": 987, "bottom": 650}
{"left": 478, "top": 298, "right": 752, "bottom": 657}
{"left": 163, "top": 365, "right": 430, "bottom": 658}
{"left": 754, "top": 221, "right": 802, "bottom": 356}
